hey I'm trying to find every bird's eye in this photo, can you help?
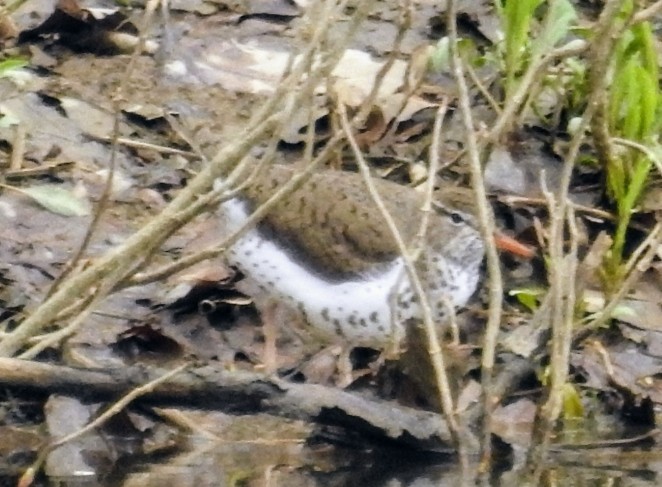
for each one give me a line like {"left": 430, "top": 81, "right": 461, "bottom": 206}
{"left": 450, "top": 212, "right": 464, "bottom": 224}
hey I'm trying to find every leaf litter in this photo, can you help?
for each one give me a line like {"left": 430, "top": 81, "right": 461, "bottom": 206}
{"left": 0, "top": 0, "right": 660, "bottom": 484}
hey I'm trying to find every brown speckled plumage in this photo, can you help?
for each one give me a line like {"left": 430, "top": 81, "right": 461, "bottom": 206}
{"left": 241, "top": 165, "right": 481, "bottom": 279}
{"left": 216, "top": 165, "right": 484, "bottom": 346}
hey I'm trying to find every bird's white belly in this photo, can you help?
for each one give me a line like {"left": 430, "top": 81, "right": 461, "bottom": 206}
{"left": 220, "top": 198, "right": 405, "bottom": 345}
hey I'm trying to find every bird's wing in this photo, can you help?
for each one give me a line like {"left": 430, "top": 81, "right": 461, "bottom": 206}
{"left": 241, "top": 165, "right": 426, "bottom": 280}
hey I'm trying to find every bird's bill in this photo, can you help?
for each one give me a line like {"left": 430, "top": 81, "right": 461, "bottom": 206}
{"left": 493, "top": 231, "right": 535, "bottom": 258}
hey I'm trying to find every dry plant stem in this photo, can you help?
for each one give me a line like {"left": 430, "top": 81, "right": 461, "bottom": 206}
{"left": 10, "top": 123, "right": 25, "bottom": 171}
{"left": 4, "top": 161, "right": 74, "bottom": 179}
{"left": 420, "top": 104, "right": 465, "bottom": 390}
{"left": 0, "top": 1, "right": 377, "bottom": 357}
{"left": 0, "top": 110, "right": 273, "bottom": 358}
{"left": 463, "top": 62, "right": 501, "bottom": 115}
{"left": 443, "top": 295, "right": 460, "bottom": 345}
{"left": 157, "top": 114, "right": 207, "bottom": 159}
{"left": 544, "top": 0, "right": 626, "bottom": 360}
{"left": 123, "top": 141, "right": 286, "bottom": 288}
{"left": 500, "top": 195, "right": 615, "bottom": 222}
{"left": 574, "top": 223, "right": 662, "bottom": 341}
{"left": 445, "top": 0, "right": 502, "bottom": 464}
{"left": 336, "top": 0, "right": 413, "bottom": 150}
{"left": 23, "top": 294, "right": 93, "bottom": 343}
{"left": 46, "top": 114, "right": 120, "bottom": 297}
{"left": 286, "top": 0, "right": 373, "bottom": 113}
{"left": 549, "top": 428, "right": 661, "bottom": 450}
{"left": 124, "top": 130, "right": 350, "bottom": 289}
{"left": 18, "top": 362, "right": 187, "bottom": 486}
{"left": 1, "top": 295, "right": 90, "bottom": 343}
{"left": 52, "top": 364, "right": 189, "bottom": 448}
{"left": 338, "top": 104, "right": 467, "bottom": 454}
{"left": 153, "top": 408, "right": 220, "bottom": 440}
{"left": 18, "top": 286, "right": 109, "bottom": 359}
{"left": 632, "top": 0, "right": 662, "bottom": 24}
{"left": 427, "top": 103, "right": 461, "bottom": 344}
{"left": 99, "top": 136, "right": 196, "bottom": 157}
{"left": 528, "top": 110, "right": 589, "bottom": 475}
{"left": 303, "top": 83, "right": 317, "bottom": 166}
{"left": 158, "top": 0, "right": 173, "bottom": 65}
{"left": 538, "top": 193, "right": 579, "bottom": 453}
{"left": 589, "top": 2, "right": 631, "bottom": 180}
{"left": 242, "top": 0, "right": 367, "bottom": 145}
{"left": 590, "top": 340, "right": 615, "bottom": 376}
{"left": 529, "top": 82, "right": 606, "bottom": 466}
{"left": 44, "top": 1, "right": 160, "bottom": 300}
{"left": 528, "top": 0, "right": 626, "bottom": 474}
{"left": 489, "top": 40, "right": 587, "bottom": 143}
{"left": 544, "top": 0, "right": 627, "bottom": 348}
{"left": 419, "top": 101, "right": 449, "bottom": 246}
{"left": 354, "top": 0, "right": 413, "bottom": 130}
{"left": 51, "top": 293, "right": 94, "bottom": 323}
{"left": 621, "top": 222, "right": 660, "bottom": 278}
{"left": 127, "top": 0, "right": 374, "bottom": 283}
{"left": 612, "top": 137, "right": 662, "bottom": 177}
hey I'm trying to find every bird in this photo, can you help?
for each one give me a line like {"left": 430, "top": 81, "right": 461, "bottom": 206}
{"left": 215, "top": 164, "right": 527, "bottom": 350}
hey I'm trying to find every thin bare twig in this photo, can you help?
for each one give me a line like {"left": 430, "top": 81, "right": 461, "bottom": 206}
{"left": 44, "top": 0, "right": 162, "bottom": 300}
{"left": 527, "top": 0, "right": 627, "bottom": 476}
{"left": 19, "top": 363, "right": 188, "bottom": 486}
{"left": 631, "top": 0, "right": 662, "bottom": 24}
{"left": 488, "top": 39, "right": 587, "bottom": 143}
{"left": 3, "top": 161, "right": 75, "bottom": 179}
{"left": 419, "top": 100, "right": 449, "bottom": 248}
{"left": 9, "top": 123, "right": 25, "bottom": 171}
{"left": 498, "top": 195, "right": 616, "bottom": 222}
{"left": 537, "top": 184, "right": 578, "bottom": 448}
{"left": 446, "top": 0, "right": 503, "bottom": 466}
{"left": 18, "top": 284, "right": 110, "bottom": 359}
{"left": 574, "top": 223, "right": 662, "bottom": 342}
{"left": 464, "top": 62, "right": 501, "bottom": 115}
{"left": 54, "top": 364, "right": 189, "bottom": 448}
{"left": 612, "top": 137, "right": 662, "bottom": 178}
{"left": 97, "top": 135, "right": 197, "bottom": 157}
{"left": 338, "top": 102, "right": 468, "bottom": 454}
{"left": 426, "top": 102, "right": 462, "bottom": 345}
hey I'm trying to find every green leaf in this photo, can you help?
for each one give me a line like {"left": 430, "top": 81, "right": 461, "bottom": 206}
{"left": 428, "top": 37, "right": 450, "bottom": 73}
{"left": 509, "top": 287, "right": 545, "bottom": 312}
{"left": 501, "top": 0, "right": 542, "bottom": 92}
{"left": 631, "top": 22, "right": 658, "bottom": 80}
{"left": 637, "top": 68, "right": 658, "bottom": 136}
{"left": 0, "top": 58, "right": 28, "bottom": 76}
{"left": 531, "top": 0, "right": 577, "bottom": 56}
{"left": 562, "top": 383, "right": 584, "bottom": 419}
{"left": 620, "top": 61, "right": 640, "bottom": 139}
{"left": 606, "top": 157, "right": 625, "bottom": 203}
{"left": 21, "top": 185, "right": 91, "bottom": 217}
{"left": 626, "top": 154, "right": 652, "bottom": 209}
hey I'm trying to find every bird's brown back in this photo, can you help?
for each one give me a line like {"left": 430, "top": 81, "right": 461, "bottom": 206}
{"left": 238, "top": 165, "right": 478, "bottom": 280}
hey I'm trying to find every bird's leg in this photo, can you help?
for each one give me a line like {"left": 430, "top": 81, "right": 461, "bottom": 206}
{"left": 335, "top": 345, "right": 355, "bottom": 388}
{"left": 258, "top": 298, "right": 279, "bottom": 375}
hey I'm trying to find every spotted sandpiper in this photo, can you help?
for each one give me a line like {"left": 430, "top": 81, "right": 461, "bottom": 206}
{"left": 216, "top": 165, "right": 527, "bottom": 349}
